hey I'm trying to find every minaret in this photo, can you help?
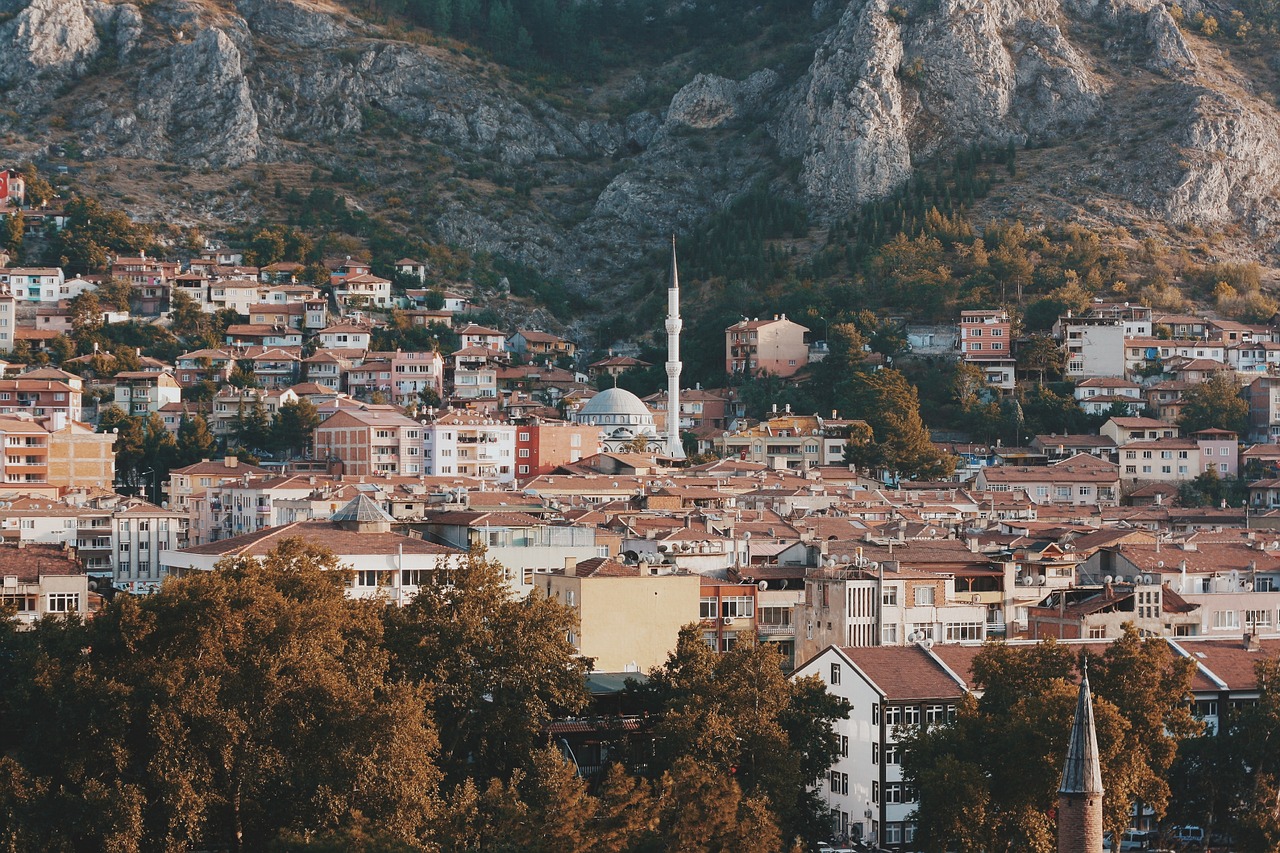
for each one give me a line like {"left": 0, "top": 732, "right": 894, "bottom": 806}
{"left": 664, "top": 235, "right": 686, "bottom": 460}
{"left": 1058, "top": 661, "right": 1104, "bottom": 853}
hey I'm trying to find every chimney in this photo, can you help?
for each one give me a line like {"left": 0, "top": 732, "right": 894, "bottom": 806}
{"left": 564, "top": 556, "right": 577, "bottom": 577}
{"left": 1245, "top": 633, "right": 1260, "bottom": 652}
{"left": 225, "top": 456, "right": 238, "bottom": 469}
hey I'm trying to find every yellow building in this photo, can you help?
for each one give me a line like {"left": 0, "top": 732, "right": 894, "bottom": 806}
{"left": 538, "top": 556, "right": 701, "bottom": 673}
{"left": 46, "top": 420, "right": 116, "bottom": 491}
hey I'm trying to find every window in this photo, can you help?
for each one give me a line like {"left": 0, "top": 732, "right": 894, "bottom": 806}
{"left": 902, "top": 705, "right": 921, "bottom": 726}
{"left": 885, "top": 783, "right": 914, "bottom": 804}
{"left": 699, "top": 597, "right": 718, "bottom": 619}
{"left": 720, "top": 596, "right": 754, "bottom": 618}
{"left": 830, "top": 662, "right": 841, "bottom": 685}
{"left": 884, "top": 743, "right": 900, "bottom": 764}
{"left": 882, "top": 586, "right": 897, "bottom": 606}
{"left": 872, "top": 703, "right": 880, "bottom": 725}
{"left": 881, "top": 624, "right": 898, "bottom": 644}
{"left": 402, "top": 569, "right": 430, "bottom": 586}
{"left": 872, "top": 742, "right": 878, "bottom": 764}
{"left": 47, "top": 593, "right": 79, "bottom": 613}
{"left": 356, "top": 570, "right": 384, "bottom": 587}
{"left": 1088, "top": 625, "right": 1107, "bottom": 639}
{"left": 914, "top": 586, "right": 935, "bottom": 606}
{"left": 925, "top": 704, "right": 946, "bottom": 725}
{"left": 841, "top": 735, "right": 848, "bottom": 758}
{"left": 872, "top": 781, "right": 879, "bottom": 804}
{"left": 1212, "top": 610, "right": 1240, "bottom": 630}
{"left": 944, "top": 622, "right": 983, "bottom": 641}
{"left": 884, "top": 705, "right": 902, "bottom": 727}
{"left": 1246, "top": 610, "right": 1271, "bottom": 628}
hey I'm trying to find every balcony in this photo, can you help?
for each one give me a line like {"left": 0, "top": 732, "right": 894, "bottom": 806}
{"left": 757, "top": 623, "right": 795, "bottom": 637}
{"left": 256, "top": 506, "right": 271, "bottom": 514}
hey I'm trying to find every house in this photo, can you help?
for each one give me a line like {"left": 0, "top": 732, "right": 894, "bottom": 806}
{"left": 165, "top": 456, "right": 271, "bottom": 518}
{"left": 335, "top": 273, "right": 392, "bottom": 309}
{"left": 513, "top": 418, "right": 604, "bottom": 477}
{"left": 420, "top": 410, "right": 516, "bottom": 482}
{"left": 713, "top": 412, "right": 866, "bottom": 470}
{"left": 792, "top": 644, "right": 966, "bottom": 848}
{"left": 1246, "top": 375, "right": 1280, "bottom": 443}
{"left": 313, "top": 408, "right": 424, "bottom": 476}
{"left": 448, "top": 346, "right": 502, "bottom": 404}
{"left": 1116, "top": 438, "right": 1201, "bottom": 484}
{"left": 0, "top": 378, "right": 81, "bottom": 420}
{"left": 395, "top": 258, "right": 429, "bottom": 281}
{"left": 537, "top": 556, "right": 700, "bottom": 672}
{"left": 317, "top": 323, "right": 372, "bottom": 350}
{"left": 112, "top": 372, "right": 182, "bottom": 417}
{"left": 456, "top": 324, "right": 507, "bottom": 351}
{"left": 1193, "top": 428, "right": 1239, "bottom": 477}
{"left": 1061, "top": 316, "right": 1127, "bottom": 379}
{"left": 0, "top": 267, "right": 64, "bottom": 302}
{"left": 0, "top": 168, "right": 26, "bottom": 207}
{"left": 1072, "top": 378, "right": 1142, "bottom": 415}
{"left": 161, "top": 495, "right": 462, "bottom": 604}
{"left": 0, "top": 543, "right": 91, "bottom": 628}
{"left": 588, "top": 354, "right": 651, "bottom": 379}
{"left": 1100, "top": 416, "right": 1178, "bottom": 446}
{"left": 507, "top": 329, "right": 576, "bottom": 361}
{"left": 957, "top": 309, "right": 1016, "bottom": 391}
{"left": 973, "top": 454, "right": 1121, "bottom": 506}
{"left": 725, "top": 315, "right": 810, "bottom": 377}
{"left": 224, "top": 324, "right": 303, "bottom": 348}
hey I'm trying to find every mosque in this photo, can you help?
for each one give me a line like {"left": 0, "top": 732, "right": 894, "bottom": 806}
{"left": 574, "top": 240, "right": 686, "bottom": 459}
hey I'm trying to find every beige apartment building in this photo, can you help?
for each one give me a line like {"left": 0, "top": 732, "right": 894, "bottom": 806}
{"left": 725, "top": 315, "right": 809, "bottom": 377}
{"left": 538, "top": 556, "right": 701, "bottom": 672}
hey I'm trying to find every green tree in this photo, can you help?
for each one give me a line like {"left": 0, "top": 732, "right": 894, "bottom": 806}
{"left": 843, "top": 369, "right": 955, "bottom": 482}
{"left": 176, "top": 412, "right": 219, "bottom": 465}
{"left": 383, "top": 546, "right": 591, "bottom": 784}
{"left": 1017, "top": 334, "right": 1064, "bottom": 383}
{"left": 68, "top": 290, "right": 104, "bottom": 335}
{"left": 1177, "top": 373, "right": 1249, "bottom": 436}
{"left": 233, "top": 398, "right": 274, "bottom": 453}
{"left": 0, "top": 211, "right": 22, "bottom": 257}
{"left": 97, "top": 277, "right": 134, "bottom": 312}
{"left": 169, "top": 289, "right": 211, "bottom": 344}
{"left": 273, "top": 399, "right": 321, "bottom": 458}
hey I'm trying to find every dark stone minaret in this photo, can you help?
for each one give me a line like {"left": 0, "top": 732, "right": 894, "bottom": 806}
{"left": 1058, "top": 662, "right": 1104, "bottom": 853}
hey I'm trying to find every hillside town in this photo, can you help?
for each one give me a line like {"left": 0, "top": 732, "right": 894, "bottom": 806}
{"left": 3, "top": 167, "right": 1280, "bottom": 851}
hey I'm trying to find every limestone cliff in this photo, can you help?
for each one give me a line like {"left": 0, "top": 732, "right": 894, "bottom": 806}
{"left": 0, "top": 0, "right": 1279, "bottom": 283}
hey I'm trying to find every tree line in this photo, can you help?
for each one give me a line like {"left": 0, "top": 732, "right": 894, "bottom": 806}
{"left": 0, "top": 542, "right": 849, "bottom": 852}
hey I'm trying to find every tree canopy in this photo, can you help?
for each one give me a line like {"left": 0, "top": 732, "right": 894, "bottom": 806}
{"left": 1177, "top": 373, "right": 1250, "bottom": 436}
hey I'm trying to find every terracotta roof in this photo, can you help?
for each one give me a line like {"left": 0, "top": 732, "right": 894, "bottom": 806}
{"left": 180, "top": 520, "right": 460, "bottom": 558}
{"left": 1174, "top": 637, "right": 1280, "bottom": 690}
{"left": 839, "top": 646, "right": 967, "bottom": 700}
{"left": 0, "top": 543, "right": 83, "bottom": 582}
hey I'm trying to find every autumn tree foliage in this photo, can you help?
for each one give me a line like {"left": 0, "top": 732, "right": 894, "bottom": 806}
{"left": 900, "top": 628, "right": 1197, "bottom": 852}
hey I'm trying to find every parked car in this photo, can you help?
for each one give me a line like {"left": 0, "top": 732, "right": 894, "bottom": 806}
{"left": 1170, "top": 826, "right": 1204, "bottom": 849}
{"left": 1105, "top": 830, "right": 1155, "bottom": 851}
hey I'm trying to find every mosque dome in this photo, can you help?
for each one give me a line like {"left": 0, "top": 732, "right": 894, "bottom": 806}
{"left": 579, "top": 387, "right": 654, "bottom": 421}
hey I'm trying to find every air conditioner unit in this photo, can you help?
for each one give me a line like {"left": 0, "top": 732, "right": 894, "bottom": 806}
{"left": 722, "top": 616, "right": 735, "bottom": 626}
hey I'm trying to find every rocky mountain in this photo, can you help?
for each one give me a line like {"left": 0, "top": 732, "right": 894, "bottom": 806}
{"left": 2, "top": 0, "right": 1279, "bottom": 291}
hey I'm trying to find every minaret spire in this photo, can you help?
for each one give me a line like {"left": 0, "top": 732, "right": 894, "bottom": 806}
{"left": 1058, "top": 659, "right": 1104, "bottom": 853}
{"left": 664, "top": 235, "right": 685, "bottom": 460}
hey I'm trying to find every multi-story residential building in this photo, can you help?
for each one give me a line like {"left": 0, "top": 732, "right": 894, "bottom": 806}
{"left": 957, "top": 309, "right": 1015, "bottom": 391}
{"left": 421, "top": 410, "right": 516, "bottom": 482}
{"left": 317, "top": 323, "right": 372, "bottom": 350}
{"left": 240, "top": 347, "right": 302, "bottom": 389}
{"left": 245, "top": 302, "right": 305, "bottom": 330}
{"left": 507, "top": 329, "right": 576, "bottom": 362}
{"left": 0, "top": 378, "right": 80, "bottom": 419}
{"left": 45, "top": 417, "right": 116, "bottom": 491}
{"left": 302, "top": 350, "right": 358, "bottom": 391}
{"left": 643, "top": 388, "right": 743, "bottom": 432}
{"left": 175, "top": 349, "right": 236, "bottom": 387}
{"left": 1123, "top": 338, "right": 1227, "bottom": 376}
{"left": 1072, "top": 377, "right": 1142, "bottom": 416}
{"left": 208, "top": 278, "right": 264, "bottom": 315}
{"left": 386, "top": 349, "right": 444, "bottom": 406}
{"left": 535, "top": 558, "right": 701, "bottom": 671}
{"left": 513, "top": 418, "right": 602, "bottom": 477}
{"left": 714, "top": 412, "right": 865, "bottom": 469}
{"left": 1227, "top": 340, "right": 1280, "bottom": 373}
{"left": 1154, "top": 314, "right": 1208, "bottom": 339}
{"left": 162, "top": 495, "right": 462, "bottom": 603}
{"left": 725, "top": 315, "right": 810, "bottom": 377}
{"left": 166, "top": 456, "right": 271, "bottom": 522}
{"left": 113, "top": 501, "right": 188, "bottom": 594}
{"left": 973, "top": 454, "right": 1121, "bottom": 506}
{"left": 0, "top": 267, "right": 65, "bottom": 302}
{"left": 1116, "top": 438, "right": 1201, "bottom": 484}
{"left": 313, "top": 408, "right": 423, "bottom": 476}
{"left": 1193, "top": 428, "right": 1238, "bottom": 477}
{"left": 395, "top": 258, "right": 429, "bottom": 281}
{"left": 793, "top": 644, "right": 965, "bottom": 848}
{"left": 334, "top": 273, "right": 392, "bottom": 309}
{"left": 209, "top": 387, "right": 299, "bottom": 440}
{"left": 456, "top": 324, "right": 507, "bottom": 351}
{"left": 0, "top": 415, "right": 53, "bottom": 491}
{"left": 448, "top": 347, "right": 501, "bottom": 404}
{"left": 1247, "top": 375, "right": 1280, "bottom": 443}
{"left": 112, "top": 371, "right": 182, "bottom": 417}
{"left": 1100, "top": 416, "right": 1179, "bottom": 445}
{"left": 0, "top": 285, "right": 14, "bottom": 351}
{"left": 1061, "top": 316, "right": 1127, "bottom": 379}
{"left": 0, "top": 543, "right": 90, "bottom": 628}
{"left": 224, "top": 324, "right": 303, "bottom": 348}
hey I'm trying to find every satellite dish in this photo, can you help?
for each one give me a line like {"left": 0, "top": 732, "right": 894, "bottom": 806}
{"left": 922, "top": 639, "right": 934, "bottom": 650}
{"left": 1104, "top": 575, "right": 1114, "bottom": 584}
{"left": 757, "top": 580, "right": 768, "bottom": 591}
{"left": 1022, "top": 576, "right": 1034, "bottom": 586}
{"left": 1157, "top": 560, "right": 1164, "bottom": 568}
{"left": 1036, "top": 575, "right": 1047, "bottom": 585}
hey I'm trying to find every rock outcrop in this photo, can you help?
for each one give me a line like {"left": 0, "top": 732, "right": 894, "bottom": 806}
{"left": 0, "top": 0, "right": 1278, "bottom": 282}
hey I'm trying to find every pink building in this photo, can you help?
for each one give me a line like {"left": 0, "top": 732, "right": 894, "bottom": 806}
{"left": 1193, "top": 428, "right": 1239, "bottom": 478}
{"left": 959, "top": 309, "right": 1016, "bottom": 391}
{"left": 725, "top": 315, "right": 809, "bottom": 377}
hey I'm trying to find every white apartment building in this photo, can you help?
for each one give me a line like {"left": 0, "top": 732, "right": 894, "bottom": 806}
{"left": 0, "top": 267, "right": 65, "bottom": 302}
{"left": 113, "top": 502, "right": 188, "bottom": 594}
{"left": 113, "top": 371, "right": 183, "bottom": 417}
{"left": 421, "top": 411, "right": 516, "bottom": 483}
{"left": 1062, "top": 318, "right": 1126, "bottom": 379}
{"left": 0, "top": 286, "right": 14, "bottom": 350}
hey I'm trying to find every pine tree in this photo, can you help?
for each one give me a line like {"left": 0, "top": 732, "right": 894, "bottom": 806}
{"left": 176, "top": 413, "right": 218, "bottom": 465}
